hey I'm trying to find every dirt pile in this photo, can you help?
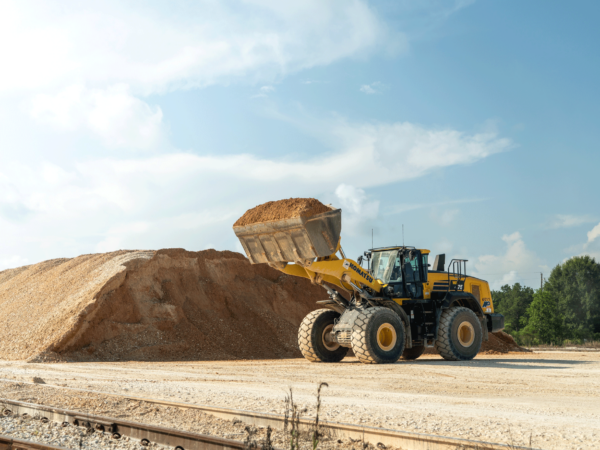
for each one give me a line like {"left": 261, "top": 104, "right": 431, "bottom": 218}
{"left": 480, "top": 330, "right": 530, "bottom": 353}
{"left": 423, "top": 330, "right": 528, "bottom": 355}
{"left": 234, "top": 198, "right": 332, "bottom": 226}
{"left": 0, "top": 249, "right": 326, "bottom": 362}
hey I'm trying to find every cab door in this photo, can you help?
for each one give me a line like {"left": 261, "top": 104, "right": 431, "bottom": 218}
{"left": 403, "top": 250, "right": 424, "bottom": 299}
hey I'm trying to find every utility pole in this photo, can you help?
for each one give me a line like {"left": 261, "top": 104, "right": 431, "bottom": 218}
{"left": 541, "top": 272, "right": 543, "bottom": 292}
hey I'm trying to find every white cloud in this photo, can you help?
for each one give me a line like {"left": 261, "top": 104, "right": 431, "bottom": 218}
{"left": 430, "top": 208, "right": 459, "bottom": 226}
{"left": 587, "top": 222, "right": 600, "bottom": 244}
{"left": 330, "top": 120, "right": 510, "bottom": 184}
{"left": 335, "top": 184, "right": 379, "bottom": 236}
{"left": 579, "top": 221, "right": 600, "bottom": 260}
{"left": 0, "top": 0, "right": 506, "bottom": 269}
{"left": 471, "top": 232, "right": 548, "bottom": 290}
{"left": 0, "top": 1, "right": 398, "bottom": 95}
{"left": 30, "top": 85, "right": 166, "bottom": 150}
{"left": 359, "top": 81, "right": 386, "bottom": 94}
{"left": 382, "top": 198, "right": 484, "bottom": 216}
{"left": 259, "top": 86, "right": 275, "bottom": 94}
{"left": 251, "top": 85, "right": 276, "bottom": 98}
{"left": 547, "top": 214, "right": 596, "bottom": 229}
{"left": 0, "top": 114, "right": 509, "bottom": 263}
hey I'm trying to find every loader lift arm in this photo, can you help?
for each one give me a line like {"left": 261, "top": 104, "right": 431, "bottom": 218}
{"left": 276, "top": 244, "right": 385, "bottom": 298}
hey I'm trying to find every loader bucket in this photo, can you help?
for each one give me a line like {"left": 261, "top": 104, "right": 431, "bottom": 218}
{"left": 233, "top": 208, "right": 342, "bottom": 264}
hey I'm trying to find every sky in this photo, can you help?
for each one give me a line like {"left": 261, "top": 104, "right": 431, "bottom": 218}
{"left": 1, "top": 0, "right": 599, "bottom": 289}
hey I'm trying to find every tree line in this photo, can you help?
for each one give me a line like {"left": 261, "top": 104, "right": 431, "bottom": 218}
{"left": 491, "top": 255, "right": 600, "bottom": 345}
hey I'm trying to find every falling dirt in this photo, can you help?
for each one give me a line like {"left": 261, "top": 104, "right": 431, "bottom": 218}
{"left": 234, "top": 198, "right": 332, "bottom": 227}
{"left": 0, "top": 249, "right": 327, "bottom": 362}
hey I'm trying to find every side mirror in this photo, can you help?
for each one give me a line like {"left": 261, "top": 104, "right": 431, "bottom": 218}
{"left": 357, "top": 255, "right": 364, "bottom": 265}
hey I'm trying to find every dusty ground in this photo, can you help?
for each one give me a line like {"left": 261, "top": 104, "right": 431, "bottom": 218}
{"left": 0, "top": 352, "right": 598, "bottom": 450}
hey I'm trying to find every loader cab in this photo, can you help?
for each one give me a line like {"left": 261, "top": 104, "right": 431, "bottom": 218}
{"left": 370, "top": 247, "right": 429, "bottom": 299}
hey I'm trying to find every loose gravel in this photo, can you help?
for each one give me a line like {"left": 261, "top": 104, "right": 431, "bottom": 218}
{"left": 0, "top": 413, "right": 169, "bottom": 449}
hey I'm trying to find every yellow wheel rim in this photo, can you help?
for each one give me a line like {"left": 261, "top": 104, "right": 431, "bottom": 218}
{"left": 457, "top": 321, "right": 475, "bottom": 347}
{"left": 376, "top": 323, "right": 397, "bottom": 351}
{"left": 322, "top": 324, "right": 339, "bottom": 351}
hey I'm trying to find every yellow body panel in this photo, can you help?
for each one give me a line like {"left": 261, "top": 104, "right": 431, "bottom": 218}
{"left": 426, "top": 272, "right": 495, "bottom": 313}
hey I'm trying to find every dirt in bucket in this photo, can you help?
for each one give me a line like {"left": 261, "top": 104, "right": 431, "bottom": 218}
{"left": 234, "top": 198, "right": 332, "bottom": 227}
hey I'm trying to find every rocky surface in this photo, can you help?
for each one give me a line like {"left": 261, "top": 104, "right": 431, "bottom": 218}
{"left": 0, "top": 414, "right": 170, "bottom": 449}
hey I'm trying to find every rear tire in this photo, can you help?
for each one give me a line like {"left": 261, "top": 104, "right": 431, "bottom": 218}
{"left": 351, "top": 307, "right": 405, "bottom": 364}
{"left": 435, "top": 306, "right": 482, "bottom": 361}
{"left": 402, "top": 344, "right": 425, "bottom": 360}
{"left": 298, "top": 309, "right": 348, "bottom": 362}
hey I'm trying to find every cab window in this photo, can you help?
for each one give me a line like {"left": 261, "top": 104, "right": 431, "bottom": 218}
{"left": 389, "top": 254, "right": 402, "bottom": 283}
{"left": 404, "top": 255, "right": 421, "bottom": 282}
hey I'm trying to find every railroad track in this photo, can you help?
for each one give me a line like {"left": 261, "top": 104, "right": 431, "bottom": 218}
{"left": 0, "top": 379, "right": 540, "bottom": 450}
{"left": 0, "top": 435, "right": 69, "bottom": 450}
{"left": 0, "top": 398, "right": 246, "bottom": 450}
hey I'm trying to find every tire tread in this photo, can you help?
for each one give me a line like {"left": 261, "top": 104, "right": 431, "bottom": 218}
{"left": 435, "top": 306, "right": 481, "bottom": 361}
{"left": 298, "top": 309, "right": 347, "bottom": 362}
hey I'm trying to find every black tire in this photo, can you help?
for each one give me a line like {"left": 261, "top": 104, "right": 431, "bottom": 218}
{"left": 298, "top": 309, "right": 348, "bottom": 362}
{"left": 401, "top": 345, "right": 425, "bottom": 360}
{"left": 435, "top": 306, "right": 482, "bottom": 361}
{"left": 351, "top": 307, "right": 405, "bottom": 364}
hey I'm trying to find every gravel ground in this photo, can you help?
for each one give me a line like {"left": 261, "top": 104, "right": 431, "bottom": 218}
{"left": 0, "top": 382, "right": 384, "bottom": 450}
{"left": 0, "top": 413, "right": 169, "bottom": 449}
{"left": 0, "top": 352, "right": 599, "bottom": 450}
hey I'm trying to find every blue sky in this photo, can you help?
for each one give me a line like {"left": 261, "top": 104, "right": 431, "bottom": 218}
{"left": 1, "top": 0, "right": 599, "bottom": 289}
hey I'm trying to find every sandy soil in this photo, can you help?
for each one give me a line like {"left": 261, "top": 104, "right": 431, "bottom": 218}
{"left": 234, "top": 197, "right": 331, "bottom": 226}
{"left": 0, "top": 352, "right": 598, "bottom": 450}
{"left": 0, "top": 249, "right": 325, "bottom": 362}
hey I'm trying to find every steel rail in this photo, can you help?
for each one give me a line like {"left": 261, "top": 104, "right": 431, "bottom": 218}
{"left": 0, "top": 435, "right": 69, "bottom": 450}
{"left": 0, "top": 398, "right": 245, "bottom": 450}
{"left": 0, "top": 379, "right": 540, "bottom": 450}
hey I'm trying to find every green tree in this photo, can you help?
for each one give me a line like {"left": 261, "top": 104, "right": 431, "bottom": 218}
{"left": 523, "top": 289, "right": 563, "bottom": 345}
{"left": 545, "top": 255, "right": 600, "bottom": 339}
{"left": 491, "top": 283, "right": 535, "bottom": 333}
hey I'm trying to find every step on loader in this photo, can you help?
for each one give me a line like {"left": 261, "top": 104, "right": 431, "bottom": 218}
{"left": 233, "top": 206, "right": 504, "bottom": 364}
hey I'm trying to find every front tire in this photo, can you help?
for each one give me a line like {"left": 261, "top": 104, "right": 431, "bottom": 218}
{"left": 298, "top": 309, "right": 348, "bottom": 362}
{"left": 351, "top": 307, "right": 406, "bottom": 364}
{"left": 435, "top": 306, "right": 482, "bottom": 361}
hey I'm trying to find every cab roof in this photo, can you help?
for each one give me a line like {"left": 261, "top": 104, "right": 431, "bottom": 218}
{"left": 370, "top": 246, "right": 430, "bottom": 255}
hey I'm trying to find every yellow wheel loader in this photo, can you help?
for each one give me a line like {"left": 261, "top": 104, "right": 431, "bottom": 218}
{"left": 233, "top": 206, "right": 504, "bottom": 364}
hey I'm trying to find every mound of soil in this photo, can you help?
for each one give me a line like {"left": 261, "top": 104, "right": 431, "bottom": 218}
{"left": 0, "top": 249, "right": 326, "bottom": 362}
{"left": 480, "top": 330, "right": 530, "bottom": 353}
{"left": 234, "top": 198, "right": 332, "bottom": 227}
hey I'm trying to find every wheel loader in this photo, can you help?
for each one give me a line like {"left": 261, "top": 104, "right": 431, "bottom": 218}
{"left": 233, "top": 206, "right": 504, "bottom": 364}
